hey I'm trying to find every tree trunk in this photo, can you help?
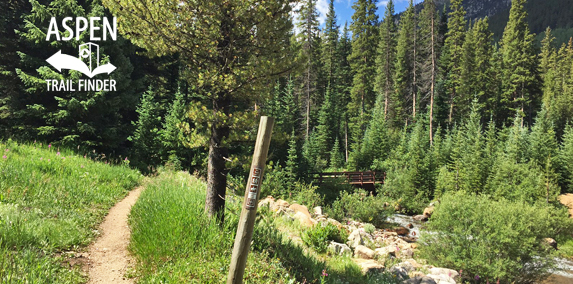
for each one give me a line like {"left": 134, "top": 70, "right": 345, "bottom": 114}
{"left": 345, "top": 120, "right": 349, "bottom": 162}
{"left": 430, "top": 12, "right": 436, "bottom": 145}
{"left": 205, "top": 95, "right": 230, "bottom": 224}
{"left": 412, "top": 11, "right": 417, "bottom": 119}
{"left": 449, "top": 93, "right": 454, "bottom": 123}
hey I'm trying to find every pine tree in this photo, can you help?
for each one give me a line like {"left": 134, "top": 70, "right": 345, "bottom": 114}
{"left": 314, "top": 87, "right": 335, "bottom": 167}
{"left": 451, "top": 103, "right": 487, "bottom": 194}
{"left": 296, "top": 0, "right": 321, "bottom": 139}
{"left": 540, "top": 27, "right": 556, "bottom": 81}
{"left": 285, "top": 131, "right": 299, "bottom": 183}
{"left": 352, "top": 96, "right": 390, "bottom": 171}
{"left": 375, "top": 0, "right": 396, "bottom": 120}
{"left": 499, "top": 0, "right": 540, "bottom": 127}
{"left": 548, "top": 39, "right": 573, "bottom": 136}
{"left": 338, "top": 23, "right": 353, "bottom": 162}
{"left": 393, "top": 0, "right": 416, "bottom": 126}
{"left": 322, "top": 0, "right": 339, "bottom": 91}
{"left": 161, "top": 90, "right": 187, "bottom": 156}
{"left": 486, "top": 44, "right": 505, "bottom": 124}
{"left": 472, "top": 18, "right": 495, "bottom": 116}
{"left": 105, "top": 0, "right": 295, "bottom": 221}
{"left": 0, "top": 0, "right": 29, "bottom": 136}
{"left": 560, "top": 124, "right": 573, "bottom": 192}
{"left": 130, "top": 88, "right": 163, "bottom": 167}
{"left": 348, "top": 0, "right": 379, "bottom": 148}
{"left": 329, "top": 138, "right": 344, "bottom": 170}
{"left": 418, "top": 0, "right": 440, "bottom": 144}
{"left": 529, "top": 107, "right": 558, "bottom": 168}
{"left": 459, "top": 21, "right": 476, "bottom": 118}
{"left": 440, "top": 0, "right": 466, "bottom": 124}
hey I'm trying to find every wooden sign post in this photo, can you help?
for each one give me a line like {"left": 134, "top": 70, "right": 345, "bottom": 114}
{"left": 227, "top": 116, "right": 274, "bottom": 284}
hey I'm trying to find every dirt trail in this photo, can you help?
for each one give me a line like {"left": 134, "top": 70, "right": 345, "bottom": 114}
{"left": 86, "top": 186, "right": 143, "bottom": 284}
{"left": 559, "top": 194, "right": 573, "bottom": 218}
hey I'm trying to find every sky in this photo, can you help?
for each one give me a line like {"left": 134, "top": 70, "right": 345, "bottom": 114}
{"left": 318, "top": 0, "right": 418, "bottom": 28}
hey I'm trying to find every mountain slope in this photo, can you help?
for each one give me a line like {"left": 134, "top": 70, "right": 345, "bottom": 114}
{"left": 427, "top": 0, "right": 573, "bottom": 46}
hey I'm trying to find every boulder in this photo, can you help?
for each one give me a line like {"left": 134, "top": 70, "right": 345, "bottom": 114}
{"left": 375, "top": 245, "right": 396, "bottom": 258}
{"left": 313, "top": 206, "right": 323, "bottom": 216}
{"left": 276, "top": 207, "right": 295, "bottom": 216}
{"left": 403, "top": 276, "right": 438, "bottom": 284}
{"left": 428, "top": 268, "right": 459, "bottom": 280}
{"left": 326, "top": 218, "right": 342, "bottom": 228}
{"left": 413, "top": 214, "right": 429, "bottom": 221}
{"left": 543, "top": 238, "right": 558, "bottom": 250}
{"left": 394, "top": 226, "right": 410, "bottom": 236}
{"left": 423, "top": 206, "right": 435, "bottom": 217}
{"left": 347, "top": 228, "right": 373, "bottom": 248}
{"left": 328, "top": 241, "right": 352, "bottom": 257}
{"left": 352, "top": 259, "right": 384, "bottom": 275}
{"left": 405, "top": 258, "right": 422, "bottom": 269}
{"left": 315, "top": 215, "right": 327, "bottom": 223}
{"left": 392, "top": 261, "right": 415, "bottom": 273}
{"left": 426, "top": 274, "right": 456, "bottom": 284}
{"left": 389, "top": 265, "right": 408, "bottom": 280}
{"left": 406, "top": 223, "right": 414, "bottom": 229}
{"left": 290, "top": 204, "right": 312, "bottom": 219}
{"left": 271, "top": 199, "right": 290, "bottom": 211}
{"left": 398, "top": 248, "right": 414, "bottom": 259}
{"left": 354, "top": 245, "right": 375, "bottom": 259}
{"left": 293, "top": 211, "right": 316, "bottom": 227}
{"left": 258, "top": 196, "right": 275, "bottom": 209}
{"left": 558, "top": 193, "right": 573, "bottom": 218}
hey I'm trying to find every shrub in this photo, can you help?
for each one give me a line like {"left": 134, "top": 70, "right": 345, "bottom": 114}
{"left": 419, "top": 191, "right": 573, "bottom": 283}
{"left": 326, "top": 189, "right": 393, "bottom": 227}
{"left": 363, "top": 223, "right": 375, "bottom": 234}
{"left": 260, "top": 164, "right": 291, "bottom": 199}
{"left": 292, "top": 182, "right": 323, "bottom": 210}
{"left": 301, "top": 223, "right": 344, "bottom": 253}
{"left": 260, "top": 164, "right": 324, "bottom": 209}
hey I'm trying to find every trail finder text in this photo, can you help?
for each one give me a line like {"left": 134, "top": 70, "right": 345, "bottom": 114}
{"left": 44, "top": 17, "right": 118, "bottom": 91}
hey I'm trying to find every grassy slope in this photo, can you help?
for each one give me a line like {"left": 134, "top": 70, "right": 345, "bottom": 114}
{"left": 129, "top": 170, "right": 401, "bottom": 284}
{"left": 0, "top": 140, "right": 142, "bottom": 283}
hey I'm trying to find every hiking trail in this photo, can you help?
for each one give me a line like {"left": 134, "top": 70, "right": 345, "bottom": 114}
{"left": 85, "top": 186, "right": 143, "bottom": 284}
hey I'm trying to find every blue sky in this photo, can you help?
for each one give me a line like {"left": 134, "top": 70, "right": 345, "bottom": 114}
{"left": 319, "top": 0, "right": 419, "bottom": 28}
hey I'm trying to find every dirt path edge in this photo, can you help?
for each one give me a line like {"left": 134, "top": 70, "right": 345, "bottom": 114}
{"left": 85, "top": 186, "right": 143, "bottom": 284}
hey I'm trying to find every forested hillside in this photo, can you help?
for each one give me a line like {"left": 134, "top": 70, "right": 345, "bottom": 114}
{"left": 420, "top": 0, "right": 573, "bottom": 45}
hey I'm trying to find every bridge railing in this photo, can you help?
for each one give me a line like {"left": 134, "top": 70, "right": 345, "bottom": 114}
{"left": 310, "top": 171, "right": 385, "bottom": 185}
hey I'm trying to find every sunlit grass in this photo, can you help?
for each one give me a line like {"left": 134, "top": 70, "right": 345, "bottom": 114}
{"left": 130, "top": 170, "right": 401, "bottom": 284}
{"left": 0, "top": 139, "right": 142, "bottom": 283}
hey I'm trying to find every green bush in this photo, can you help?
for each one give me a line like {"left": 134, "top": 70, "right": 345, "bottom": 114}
{"left": 419, "top": 191, "right": 573, "bottom": 283}
{"left": 260, "top": 164, "right": 291, "bottom": 199}
{"left": 301, "top": 223, "right": 344, "bottom": 253}
{"left": 363, "top": 223, "right": 375, "bottom": 234}
{"left": 292, "top": 182, "right": 323, "bottom": 210}
{"left": 326, "top": 189, "right": 393, "bottom": 227}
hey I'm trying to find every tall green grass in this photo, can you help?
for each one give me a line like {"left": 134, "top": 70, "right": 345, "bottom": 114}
{"left": 0, "top": 139, "right": 142, "bottom": 283}
{"left": 130, "top": 170, "right": 402, "bottom": 284}
{"left": 129, "top": 170, "right": 298, "bottom": 283}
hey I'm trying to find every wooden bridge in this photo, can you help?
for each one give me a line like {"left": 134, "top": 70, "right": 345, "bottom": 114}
{"left": 310, "top": 171, "right": 385, "bottom": 190}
